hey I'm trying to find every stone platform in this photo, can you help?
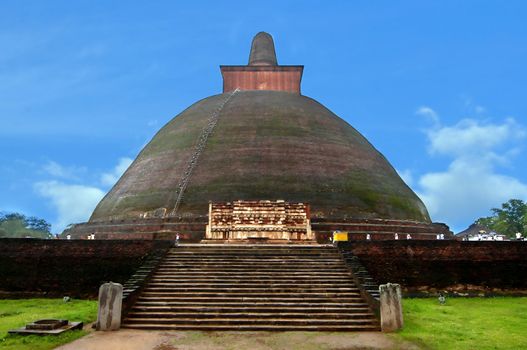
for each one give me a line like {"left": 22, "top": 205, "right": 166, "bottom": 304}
{"left": 311, "top": 218, "right": 452, "bottom": 241}
{"left": 9, "top": 321, "right": 83, "bottom": 335}
{"left": 65, "top": 216, "right": 451, "bottom": 242}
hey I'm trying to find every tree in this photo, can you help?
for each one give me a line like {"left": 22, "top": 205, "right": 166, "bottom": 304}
{"left": 476, "top": 199, "right": 527, "bottom": 239}
{"left": 0, "top": 212, "right": 52, "bottom": 238}
{"left": 26, "top": 216, "right": 52, "bottom": 233}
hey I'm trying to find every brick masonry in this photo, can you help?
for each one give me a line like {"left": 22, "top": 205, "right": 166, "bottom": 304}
{"left": 0, "top": 239, "right": 171, "bottom": 298}
{"left": 221, "top": 66, "right": 303, "bottom": 93}
{"left": 3, "top": 239, "right": 524, "bottom": 298}
{"left": 338, "top": 240, "right": 527, "bottom": 294}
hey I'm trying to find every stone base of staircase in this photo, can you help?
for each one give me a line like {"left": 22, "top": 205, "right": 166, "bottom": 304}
{"left": 122, "top": 244, "right": 380, "bottom": 331}
{"left": 199, "top": 240, "right": 321, "bottom": 245}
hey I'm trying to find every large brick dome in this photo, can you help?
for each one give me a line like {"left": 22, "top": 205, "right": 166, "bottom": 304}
{"left": 90, "top": 89, "right": 430, "bottom": 223}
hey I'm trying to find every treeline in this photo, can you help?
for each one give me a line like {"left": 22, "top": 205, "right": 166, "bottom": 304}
{"left": 0, "top": 212, "right": 52, "bottom": 238}
{"left": 476, "top": 199, "right": 527, "bottom": 239}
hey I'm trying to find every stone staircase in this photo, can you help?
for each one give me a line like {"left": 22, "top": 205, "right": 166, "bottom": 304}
{"left": 122, "top": 244, "right": 380, "bottom": 331}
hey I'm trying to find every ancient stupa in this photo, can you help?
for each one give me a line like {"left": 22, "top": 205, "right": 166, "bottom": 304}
{"left": 68, "top": 32, "right": 450, "bottom": 241}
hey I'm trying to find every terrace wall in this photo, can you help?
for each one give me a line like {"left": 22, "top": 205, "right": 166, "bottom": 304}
{"left": 0, "top": 238, "right": 172, "bottom": 299}
{"left": 338, "top": 240, "right": 527, "bottom": 295}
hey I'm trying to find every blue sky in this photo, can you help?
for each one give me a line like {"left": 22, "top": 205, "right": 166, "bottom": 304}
{"left": 1, "top": 1, "right": 526, "bottom": 233}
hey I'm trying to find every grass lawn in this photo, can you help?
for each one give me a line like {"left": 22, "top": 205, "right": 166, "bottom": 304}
{"left": 0, "top": 299, "right": 97, "bottom": 350}
{"left": 1, "top": 297, "right": 526, "bottom": 350}
{"left": 397, "top": 297, "right": 527, "bottom": 350}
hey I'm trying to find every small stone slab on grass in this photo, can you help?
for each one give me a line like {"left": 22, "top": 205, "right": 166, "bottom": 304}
{"left": 8, "top": 321, "right": 83, "bottom": 335}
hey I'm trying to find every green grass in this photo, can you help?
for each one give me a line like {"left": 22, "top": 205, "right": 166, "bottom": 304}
{"left": 1, "top": 297, "right": 525, "bottom": 350}
{"left": 396, "top": 297, "right": 527, "bottom": 350}
{"left": 0, "top": 299, "right": 97, "bottom": 350}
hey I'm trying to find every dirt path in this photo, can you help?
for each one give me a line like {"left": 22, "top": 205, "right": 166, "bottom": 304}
{"left": 55, "top": 329, "right": 421, "bottom": 350}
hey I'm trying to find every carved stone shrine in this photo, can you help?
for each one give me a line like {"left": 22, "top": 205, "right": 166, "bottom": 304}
{"left": 205, "top": 200, "right": 314, "bottom": 241}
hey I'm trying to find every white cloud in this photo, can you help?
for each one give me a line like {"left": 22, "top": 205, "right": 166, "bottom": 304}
{"left": 42, "top": 160, "right": 85, "bottom": 179}
{"left": 416, "top": 106, "right": 440, "bottom": 127}
{"left": 35, "top": 181, "right": 105, "bottom": 233}
{"left": 100, "top": 157, "right": 133, "bottom": 187}
{"left": 413, "top": 109, "right": 527, "bottom": 232}
{"left": 34, "top": 157, "right": 133, "bottom": 233}
{"left": 417, "top": 159, "right": 527, "bottom": 229}
{"left": 426, "top": 117, "right": 525, "bottom": 157}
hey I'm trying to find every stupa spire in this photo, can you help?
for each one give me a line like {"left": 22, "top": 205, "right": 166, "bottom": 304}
{"left": 221, "top": 32, "right": 303, "bottom": 93}
{"left": 248, "top": 32, "right": 278, "bottom": 66}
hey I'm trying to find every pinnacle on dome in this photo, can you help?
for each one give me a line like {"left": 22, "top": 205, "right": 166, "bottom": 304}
{"left": 248, "top": 32, "right": 278, "bottom": 66}
{"left": 221, "top": 32, "right": 303, "bottom": 93}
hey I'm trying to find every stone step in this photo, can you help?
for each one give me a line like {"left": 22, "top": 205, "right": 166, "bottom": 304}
{"left": 172, "top": 244, "right": 330, "bottom": 248}
{"left": 131, "top": 305, "right": 371, "bottom": 313}
{"left": 166, "top": 252, "right": 339, "bottom": 256}
{"left": 169, "top": 247, "right": 335, "bottom": 250}
{"left": 148, "top": 280, "right": 357, "bottom": 289}
{"left": 140, "top": 292, "right": 362, "bottom": 298}
{"left": 146, "top": 280, "right": 359, "bottom": 292}
{"left": 161, "top": 261, "right": 343, "bottom": 266}
{"left": 155, "top": 267, "right": 351, "bottom": 277}
{"left": 165, "top": 254, "right": 340, "bottom": 258}
{"left": 137, "top": 296, "right": 366, "bottom": 303}
{"left": 163, "top": 255, "right": 340, "bottom": 260}
{"left": 173, "top": 250, "right": 332, "bottom": 253}
{"left": 161, "top": 259, "right": 342, "bottom": 266}
{"left": 165, "top": 257, "right": 338, "bottom": 265}
{"left": 161, "top": 259, "right": 343, "bottom": 264}
{"left": 157, "top": 265, "right": 346, "bottom": 271}
{"left": 165, "top": 256, "right": 341, "bottom": 260}
{"left": 149, "top": 277, "right": 354, "bottom": 283}
{"left": 167, "top": 248, "right": 336, "bottom": 252}
{"left": 121, "top": 323, "right": 380, "bottom": 332}
{"left": 159, "top": 262, "right": 345, "bottom": 267}
{"left": 155, "top": 267, "right": 350, "bottom": 273}
{"left": 134, "top": 300, "right": 369, "bottom": 307}
{"left": 153, "top": 272, "right": 351, "bottom": 278}
{"left": 126, "top": 311, "right": 375, "bottom": 320}
{"left": 123, "top": 317, "right": 377, "bottom": 326}
{"left": 143, "top": 287, "right": 360, "bottom": 293}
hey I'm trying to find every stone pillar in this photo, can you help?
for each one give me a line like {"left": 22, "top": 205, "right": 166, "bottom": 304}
{"left": 379, "top": 283, "right": 403, "bottom": 332}
{"left": 96, "top": 282, "right": 123, "bottom": 331}
{"left": 205, "top": 202, "right": 212, "bottom": 239}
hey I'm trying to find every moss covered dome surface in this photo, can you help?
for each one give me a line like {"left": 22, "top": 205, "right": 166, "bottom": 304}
{"left": 90, "top": 90, "right": 430, "bottom": 222}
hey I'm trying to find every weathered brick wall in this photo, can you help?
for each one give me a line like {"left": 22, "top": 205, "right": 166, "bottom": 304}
{"left": 65, "top": 218, "right": 207, "bottom": 242}
{"left": 338, "top": 240, "right": 527, "bottom": 293}
{"left": 312, "top": 219, "right": 452, "bottom": 243}
{"left": 0, "top": 239, "right": 172, "bottom": 299}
